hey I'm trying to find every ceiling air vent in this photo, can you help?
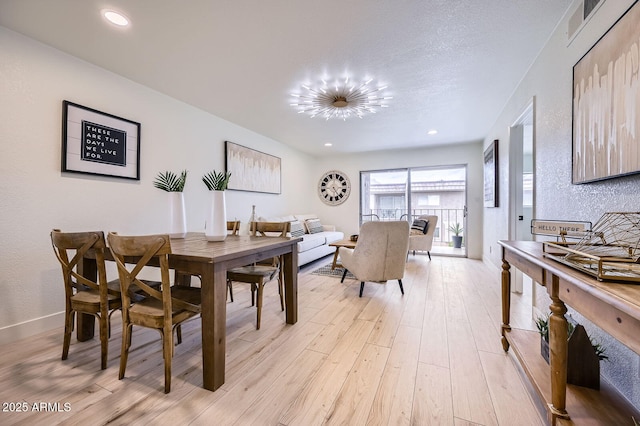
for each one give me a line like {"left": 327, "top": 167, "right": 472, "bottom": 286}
{"left": 567, "top": 0, "right": 604, "bottom": 42}
{"left": 583, "top": 0, "right": 602, "bottom": 18}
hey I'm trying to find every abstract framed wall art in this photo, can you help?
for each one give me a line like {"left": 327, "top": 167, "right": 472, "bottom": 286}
{"left": 484, "top": 139, "right": 499, "bottom": 207}
{"left": 225, "top": 141, "right": 281, "bottom": 194}
{"left": 62, "top": 101, "right": 140, "bottom": 180}
{"left": 572, "top": 0, "right": 640, "bottom": 184}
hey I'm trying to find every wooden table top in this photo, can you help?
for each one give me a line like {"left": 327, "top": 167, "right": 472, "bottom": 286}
{"left": 166, "top": 232, "right": 301, "bottom": 262}
{"left": 329, "top": 239, "right": 357, "bottom": 248}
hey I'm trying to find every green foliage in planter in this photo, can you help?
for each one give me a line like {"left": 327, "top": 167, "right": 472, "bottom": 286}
{"left": 153, "top": 170, "right": 187, "bottom": 192}
{"left": 535, "top": 314, "right": 550, "bottom": 342}
{"left": 448, "top": 223, "right": 463, "bottom": 236}
{"left": 202, "top": 170, "right": 231, "bottom": 191}
{"left": 591, "top": 340, "right": 608, "bottom": 362}
{"left": 535, "top": 314, "right": 607, "bottom": 361}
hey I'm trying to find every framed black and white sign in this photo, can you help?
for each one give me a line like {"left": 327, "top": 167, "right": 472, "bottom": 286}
{"left": 62, "top": 101, "right": 140, "bottom": 180}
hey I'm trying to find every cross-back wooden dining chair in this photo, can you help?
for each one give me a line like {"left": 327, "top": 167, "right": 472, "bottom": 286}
{"left": 226, "top": 221, "right": 290, "bottom": 329}
{"left": 107, "top": 232, "right": 201, "bottom": 393}
{"left": 50, "top": 229, "right": 121, "bottom": 370}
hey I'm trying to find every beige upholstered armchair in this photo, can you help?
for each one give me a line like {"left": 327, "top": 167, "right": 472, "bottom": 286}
{"left": 339, "top": 221, "right": 410, "bottom": 297}
{"left": 408, "top": 215, "right": 438, "bottom": 260}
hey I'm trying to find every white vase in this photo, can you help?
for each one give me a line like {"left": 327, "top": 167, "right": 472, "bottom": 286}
{"left": 205, "top": 190, "right": 227, "bottom": 241}
{"left": 168, "top": 192, "right": 187, "bottom": 239}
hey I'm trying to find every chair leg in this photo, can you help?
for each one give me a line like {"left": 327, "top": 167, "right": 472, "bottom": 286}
{"left": 278, "top": 261, "right": 285, "bottom": 311}
{"left": 251, "top": 283, "right": 256, "bottom": 306}
{"left": 99, "top": 313, "right": 109, "bottom": 370}
{"left": 359, "top": 282, "right": 365, "bottom": 297}
{"left": 278, "top": 276, "right": 284, "bottom": 312}
{"left": 256, "top": 283, "right": 264, "bottom": 330}
{"left": 341, "top": 269, "right": 348, "bottom": 283}
{"left": 398, "top": 279, "right": 404, "bottom": 295}
{"left": 108, "top": 309, "right": 119, "bottom": 338}
{"left": 227, "top": 280, "right": 234, "bottom": 302}
{"left": 162, "top": 326, "right": 173, "bottom": 393}
{"left": 62, "top": 309, "right": 74, "bottom": 361}
{"left": 119, "top": 323, "right": 132, "bottom": 380}
{"left": 427, "top": 251, "right": 431, "bottom": 261}
{"left": 176, "top": 325, "right": 182, "bottom": 345}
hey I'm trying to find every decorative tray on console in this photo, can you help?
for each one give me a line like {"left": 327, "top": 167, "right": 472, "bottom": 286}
{"left": 542, "top": 212, "right": 640, "bottom": 283}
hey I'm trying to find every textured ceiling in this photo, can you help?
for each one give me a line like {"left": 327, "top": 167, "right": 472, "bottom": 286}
{"left": 0, "top": 0, "right": 572, "bottom": 156}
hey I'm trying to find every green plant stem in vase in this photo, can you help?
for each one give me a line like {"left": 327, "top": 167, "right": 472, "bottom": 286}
{"left": 202, "top": 170, "right": 231, "bottom": 191}
{"left": 153, "top": 170, "right": 187, "bottom": 192}
{"left": 153, "top": 170, "right": 188, "bottom": 238}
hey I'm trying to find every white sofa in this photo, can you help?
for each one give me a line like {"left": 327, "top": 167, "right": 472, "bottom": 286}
{"left": 259, "top": 214, "right": 344, "bottom": 266}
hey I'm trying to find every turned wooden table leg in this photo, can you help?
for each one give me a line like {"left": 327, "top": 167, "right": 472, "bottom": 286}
{"left": 501, "top": 257, "right": 512, "bottom": 352}
{"left": 548, "top": 275, "right": 570, "bottom": 421}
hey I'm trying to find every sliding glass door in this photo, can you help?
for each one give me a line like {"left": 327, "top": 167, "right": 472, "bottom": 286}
{"left": 360, "top": 165, "right": 467, "bottom": 257}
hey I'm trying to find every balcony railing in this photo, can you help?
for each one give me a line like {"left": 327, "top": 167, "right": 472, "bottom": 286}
{"left": 360, "top": 208, "right": 465, "bottom": 245}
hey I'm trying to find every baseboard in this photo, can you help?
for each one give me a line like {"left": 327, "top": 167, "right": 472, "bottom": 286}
{"left": 0, "top": 311, "right": 64, "bottom": 345}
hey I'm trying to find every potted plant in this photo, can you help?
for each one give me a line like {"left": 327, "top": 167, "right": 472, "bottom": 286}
{"left": 202, "top": 170, "right": 231, "bottom": 191}
{"left": 153, "top": 170, "right": 188, "bottom": 192}
{"left": 535, "top": 313, "right": 554, "bottom": 363}
{"left": 449, "top": 223, "right": 463, "bottom": 248}
{"left": 202, "top": 170, "right": 231, "bottom": 241}
{"left": 154, "top": 170, "right": 188, "bottom": 238}
{"left": 535, "top": 313, "right": 607, "bottom": 389}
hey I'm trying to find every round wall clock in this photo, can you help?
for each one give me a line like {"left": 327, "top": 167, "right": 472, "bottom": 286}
{"left": 318, "top": 170, "right": 351, "bottom": 205}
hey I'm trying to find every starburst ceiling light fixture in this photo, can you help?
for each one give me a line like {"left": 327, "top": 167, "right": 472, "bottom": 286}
{"left": 290, "top": 76, "right": 392, "bottom": 121}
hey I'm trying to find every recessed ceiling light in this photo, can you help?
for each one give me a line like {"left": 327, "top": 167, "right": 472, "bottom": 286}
{"left": 102, "top": 10, "right": 130, "bottom": 27}
{"left": 324, "top": 143, "right": 333, "bottom": 147}
{"left": 427, "top": 129, "right": 438, "bottom": 135}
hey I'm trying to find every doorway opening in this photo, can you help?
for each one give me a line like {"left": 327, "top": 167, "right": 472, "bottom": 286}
{"left": 510, "top": 100, "right": 535, "bottom": 293}
{"left": 360, "top": 165, "right": 467, "bottom": 257}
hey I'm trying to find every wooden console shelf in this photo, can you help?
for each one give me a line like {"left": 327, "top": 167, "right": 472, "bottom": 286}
{"left": 499, "top": 241, "right": 640, "bottom": 425}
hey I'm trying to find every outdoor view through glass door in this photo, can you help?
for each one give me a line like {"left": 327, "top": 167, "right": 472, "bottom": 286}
{"left": 360, "top": 165, "right": 467, "bottom": 257}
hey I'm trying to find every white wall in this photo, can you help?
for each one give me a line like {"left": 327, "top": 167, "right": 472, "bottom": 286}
{"left": 483, "top": 0, "right": 640, "bottom": 409}
{"left": 0, "top": 27, "right": 314, "bottom": 343}
{"left": 310, "top": 142, "right": 484, "bottom": 260}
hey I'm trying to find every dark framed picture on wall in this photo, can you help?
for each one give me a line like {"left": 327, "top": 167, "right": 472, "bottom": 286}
{"left": 484, "top": 139, "right": 499, "bottom": 207}
{"left": 572, "top": 0, "right": 640, "bottom": 184}
{"left": 62, "top": 100, "right": 140, "bottom": 180}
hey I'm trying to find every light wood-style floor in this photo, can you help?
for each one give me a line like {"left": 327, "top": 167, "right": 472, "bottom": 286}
{"left": 0, "top": 255, "right": 546, "bottom": 425}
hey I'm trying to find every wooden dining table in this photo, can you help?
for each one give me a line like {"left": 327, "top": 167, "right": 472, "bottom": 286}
{"left": 79, "top": 232, "right": 301, "bottom": 391}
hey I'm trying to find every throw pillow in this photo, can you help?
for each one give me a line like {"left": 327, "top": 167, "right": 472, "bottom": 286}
{"left": 305, "top": 218, "right": 324, "bottom": 234}
{"left": 411, "top": 219, "right": 429, "bottom": 234}
{"left": 289, "top": 220, "right": 305, "bottom": 237}
{"left": 297, "top": 215, "right": 318, "bottom": 233}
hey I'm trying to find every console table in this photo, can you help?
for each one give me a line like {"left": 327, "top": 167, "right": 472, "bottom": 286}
{"left": 499, "top": 240, "right": 640, "bottom": 425}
